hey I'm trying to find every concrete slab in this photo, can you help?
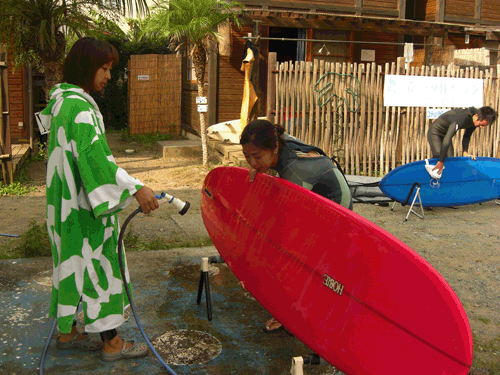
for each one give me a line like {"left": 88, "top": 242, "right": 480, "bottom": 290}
{"left": 158, "top": 140, "right": 202, "bottom": 159}
{"left": 0, "top": 247, "right": 344, "bottom": 375}
{"left": 170, "top": 213, "right": 209, "bottom": 240}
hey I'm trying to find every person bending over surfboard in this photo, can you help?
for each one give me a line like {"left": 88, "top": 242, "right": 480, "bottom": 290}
{"left": 240, "top": 119, "right": 353, "bottom": 332}
{"left": 427, "top": 106, "right": 497, "bottom": 176}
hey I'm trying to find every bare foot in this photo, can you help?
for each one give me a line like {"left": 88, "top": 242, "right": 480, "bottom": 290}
{"left": 102, "top": 335, "right": 133, "bottom": 354}
{"left": 265, "top": 317, "right": 282, "bottom": 330}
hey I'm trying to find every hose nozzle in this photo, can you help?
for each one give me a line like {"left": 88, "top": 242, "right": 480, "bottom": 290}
{"left": 163, "top": 193, "right": 190, "bottom": 215}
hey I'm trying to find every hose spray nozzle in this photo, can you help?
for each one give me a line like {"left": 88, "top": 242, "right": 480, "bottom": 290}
{"left": 158, "top": 192, "right": 190, "bottom": 215}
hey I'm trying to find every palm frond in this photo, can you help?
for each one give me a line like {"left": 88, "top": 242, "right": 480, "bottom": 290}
{"left": 147, "top": 0, "right": 242, "bottom": 39}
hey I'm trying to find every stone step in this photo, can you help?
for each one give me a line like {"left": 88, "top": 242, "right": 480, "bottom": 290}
{"left": 157, "top": 140, "right": 202, "bottom": 158}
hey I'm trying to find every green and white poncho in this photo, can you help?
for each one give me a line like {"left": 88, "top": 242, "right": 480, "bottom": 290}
{"left": 41, "top": 83, "right": 143, "bottom": 334}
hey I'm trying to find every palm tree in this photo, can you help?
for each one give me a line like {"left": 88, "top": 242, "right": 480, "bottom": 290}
{"left": 0, "top": 0, "right": 149, "bottom": 100}
{"left": 145, "top": 0, "right": 243, "bottom": 166}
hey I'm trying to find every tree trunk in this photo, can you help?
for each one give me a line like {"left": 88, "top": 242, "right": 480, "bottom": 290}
{"left": 193, "top": 46, "right": 208, "bottom": 166}
{"left": 42, "top": 60, "right": 63, "bottom": 102}
{"left": 197, "top": 80, "right": 208, "bottom": 166}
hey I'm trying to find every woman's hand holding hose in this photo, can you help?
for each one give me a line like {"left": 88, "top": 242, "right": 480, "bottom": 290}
{"left": 134, "top": 186, "right": 159, "bottom": 214}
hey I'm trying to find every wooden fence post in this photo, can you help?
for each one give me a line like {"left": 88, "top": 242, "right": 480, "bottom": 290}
{"left": 393, "top": 57, "right": 405, "bottom": 169}
{"left": 208, "top": 47, "right": 218, "bottom": 127}
{"left": 266, "top": 53, "right": 277, "bottom": 123}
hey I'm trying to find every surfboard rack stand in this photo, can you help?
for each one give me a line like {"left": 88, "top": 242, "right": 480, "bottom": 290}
{"left": 289, "top": 353, "right": 327, "bottom": 375}
{"left": 196, "top": 256, "right": 225, "bottom": 321}
{"left": 391, "top": 182, "right": 425, "bottom": 221}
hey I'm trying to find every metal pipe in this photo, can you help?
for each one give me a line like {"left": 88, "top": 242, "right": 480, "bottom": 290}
{"left": 243, "top": 36, "right": 432, "bottom": 46}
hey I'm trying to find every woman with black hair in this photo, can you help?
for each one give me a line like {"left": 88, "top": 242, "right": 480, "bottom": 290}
{"left": 42, "top": 37, "right": 157, "bottom": 361}
{"left": 241, "top": 119, "right": 352, "bottom": 209}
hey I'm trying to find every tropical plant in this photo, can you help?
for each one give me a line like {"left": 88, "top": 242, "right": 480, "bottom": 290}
{"left": 0, "top": 0, "right": 149, "bottom": 100}
{"left": 86, "top": 15, "right": 174, "bottom": 130}
{"left": 145, "top": 0, "right": 243, "bottom": 166}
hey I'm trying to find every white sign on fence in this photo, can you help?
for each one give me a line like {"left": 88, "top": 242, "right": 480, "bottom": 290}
{"left": 137, "top": 75, "right": 149, "bottom": 81}
{"left": 196, "top": 96, "right": 207, "bottom": 104}
{"left": 426, "top": 108, "right": 450, "bottom": 120}
{"left": 361, "top": 49, "right": 375, "bottom": 62}
{"left": 384, "top": 75, "right": 483, "bottom": 108}
{"left": 197, "top": 105, "right": 208, "bottom": 112}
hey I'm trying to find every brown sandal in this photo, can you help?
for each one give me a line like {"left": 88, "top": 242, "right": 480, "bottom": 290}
{"left": 56, "top": 332, "right": 103, "bottom": 351}
{"left": 101, "top": 340, "right": 148, "bottom": 362}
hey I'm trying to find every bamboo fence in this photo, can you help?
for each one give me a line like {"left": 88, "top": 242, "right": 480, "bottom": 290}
{"left": 272, "top": 56, "right": 500, "bottom": 177}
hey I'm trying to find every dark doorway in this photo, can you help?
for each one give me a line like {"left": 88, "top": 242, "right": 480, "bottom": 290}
{"left": 269, "top": 27, "right": 301, "bottom": 63}
{"left": 404, "top": 0, "right": 416, "bottom": 43}
{"left": 405, "top": 0, "right": 425, "bottom": 45}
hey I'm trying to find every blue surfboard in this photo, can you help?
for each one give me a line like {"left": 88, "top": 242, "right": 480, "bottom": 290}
{"left": 379, "top": 157, "right": 500, "bottom": 207}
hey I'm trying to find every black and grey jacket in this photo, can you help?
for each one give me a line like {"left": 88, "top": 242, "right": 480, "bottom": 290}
{"left": 272, "top": 133, "right": 353, "bottom": 210}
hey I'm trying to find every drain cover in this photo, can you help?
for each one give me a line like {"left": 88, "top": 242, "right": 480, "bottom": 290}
{"left": 152, "top": 330, "right": 222, "bottom": 365}
{"left": 33, "top": 270, "right": 52, "bottom": 287}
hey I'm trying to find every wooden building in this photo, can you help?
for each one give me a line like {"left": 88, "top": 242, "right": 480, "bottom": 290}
{"left": 0, "top": 44, "right": 34, "bottom": 183}
{"left": 182, "top": 0, "right": 500, "bottom": 136}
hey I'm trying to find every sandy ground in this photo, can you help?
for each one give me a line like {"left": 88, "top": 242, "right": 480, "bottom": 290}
{"left": 1, "top": 131, "right": 499, "bottom": 373}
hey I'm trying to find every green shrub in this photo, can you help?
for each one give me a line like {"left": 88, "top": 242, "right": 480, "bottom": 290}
{"left": 0, "top": 182, "right": 36, "bottom": 196}
{"left": 33, "top": 141, "right": 49, "bottom": 162}
{"left": 14, "top": 220, "right": 51, "bottom": 258}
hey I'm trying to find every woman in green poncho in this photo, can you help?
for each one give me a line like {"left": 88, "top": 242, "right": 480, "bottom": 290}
{"left": 43, "top": 37, "right": 158, "bottom": 362}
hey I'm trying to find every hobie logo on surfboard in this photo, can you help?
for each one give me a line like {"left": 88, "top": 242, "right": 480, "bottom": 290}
{"left": 323, "top": 274, "right": 344, "bottom": 296}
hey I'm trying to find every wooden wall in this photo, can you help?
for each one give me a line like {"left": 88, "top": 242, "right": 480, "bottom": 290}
{"left": 181, "top": 58, "right": 208, "bottom": 134}
{"left": 290, "top": 0, "right": 354, "bottom": 9}
{"left": 445, "top": 0, "right": 475, "bottom": 19}
{"left": 363, "top": 0, "right": 398, "bottom": 10}
{"left": 418, "top": 0, "right": 436, "bottom": 21}
{"left": 355, "top": 32, "right": 399, "bottom": 65}
{"left": 312, "top": 30, "right": 350, "bottom": 64}
{"left": 6, "top": 48, "right": 26, "bottom": 143}
{"left": 420, "top": 0, "right": 500, "bottom": 23}
{"left": 444, "top": 33, "right": 483, "bottom": 49}
{"left": 261, "top": 0, "right": 399, "bottom": 14}
{"left": 482, "top": 0, "right": 500, "bottom": 22}
{"left": 414, "top": 0, "right": 432, "bottom": 21}
{"left": 216, "top": 24, "right": 252, "bottom": 123}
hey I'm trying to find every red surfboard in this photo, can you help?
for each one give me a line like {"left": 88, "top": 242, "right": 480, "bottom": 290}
{"left": 201, "top": 166, "right": 472, "bottom": 375}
